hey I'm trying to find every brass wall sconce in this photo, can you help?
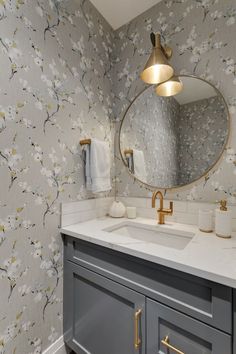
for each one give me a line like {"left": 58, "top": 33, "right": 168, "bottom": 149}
{"left": 156, "top": 76, "right": 183, "bottom": 97}
{"left": 140, "top": 33, "right": 174, "bottom": 85}
{"left": 140, "top": 32, "right": 184, "bottom": 97}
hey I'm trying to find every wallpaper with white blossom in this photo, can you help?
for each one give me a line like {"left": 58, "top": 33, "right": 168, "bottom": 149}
{"left": 120, "top": 86, "right": 180, "bottom": 187}
{"left": 114, "top": 0, "right": 236, "bottom": 203}
{"left": 178, "top": 95, "right": 228, "bottom": 185}
{"left": 0, "top": 0, "right": 114, "bottom": 353}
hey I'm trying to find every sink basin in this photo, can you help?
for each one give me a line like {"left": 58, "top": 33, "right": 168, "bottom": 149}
{"left": 104, "top": 222, "right": 194, "bottom": 250}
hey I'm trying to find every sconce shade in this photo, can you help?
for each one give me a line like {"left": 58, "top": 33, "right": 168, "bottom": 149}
{"left": 140, "top": 33, "right": 174, "bottom": 84}
{"left": 156, "top": 76, "right": 183, "bottom": 97}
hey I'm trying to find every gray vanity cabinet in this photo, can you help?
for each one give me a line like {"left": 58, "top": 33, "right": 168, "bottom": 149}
{"left": 63, "top": 236, "right": 234, "bottom": 354}
{"left": 147, "top": 299, "right": 231, "bottom": 354}
{"left": 64, "top": 261, "right": 146, "bottom": 354}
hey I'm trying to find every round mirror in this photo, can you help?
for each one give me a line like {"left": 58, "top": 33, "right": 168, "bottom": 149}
{"left": 119, "top": 75, "right": 230, "bottom": 189}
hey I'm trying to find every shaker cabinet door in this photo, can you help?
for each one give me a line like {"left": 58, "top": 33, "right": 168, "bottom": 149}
{"left": 64, "top": 261, "right": 145, "bottom": 354}
{"left": 147, "top": 298, "right": 231, "bottom": 354}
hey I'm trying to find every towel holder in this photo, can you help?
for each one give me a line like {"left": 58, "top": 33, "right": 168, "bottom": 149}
{"left": 80, "top": 139, "right": 91, "bottom": 146}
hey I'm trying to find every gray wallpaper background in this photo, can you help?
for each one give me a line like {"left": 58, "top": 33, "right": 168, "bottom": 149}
{"left": 120, "top": 87, "right": 180, "bottom": 187}
{"left": 178, "top": 95, "right": 228, "bottom": 185}
{"left": 0, "top": 1, "right": 115, "bottom": 353}
{"left": 114, "top": 0, "right": 236, "bottom": 202}
{"left": 0, "top": 0, "right": 236, "bottom": 352}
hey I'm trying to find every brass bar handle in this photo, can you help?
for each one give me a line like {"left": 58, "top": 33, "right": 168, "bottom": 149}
{"left": 134, "top": 309, "right": 142, "bottom": 350}
{"left": 161, "top": 336, "right": 185, "bottom": 354}
{"left": 159, "top": 202, "right": 173, "bottom": 215}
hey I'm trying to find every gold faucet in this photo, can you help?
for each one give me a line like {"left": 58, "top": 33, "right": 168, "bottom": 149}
{"left": 152, "top": 190, "right": 173, "bottom": 224}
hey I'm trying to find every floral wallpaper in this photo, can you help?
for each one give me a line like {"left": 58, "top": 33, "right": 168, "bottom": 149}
{"left": 178, "top": 95, "right": 228, "bottom": 185}
{"left": 120, "top": 86, "right": 180, "bottom": 187}
{"left": 0, "top": 0, "right": 114, "bottom": 353}
{"left": 114, "top": 0, "right": 236, "bottom": 203}
{"left": 1, "top": 0, "right": 236, "bottom": 352}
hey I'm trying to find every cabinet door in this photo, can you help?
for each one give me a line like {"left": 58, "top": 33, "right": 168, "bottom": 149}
{"left": 147, "top": 298, "right": 231, "bottom": 354}
{"left": 64, "top": 261, "right": 145, "bottom": 354}
{"left": 234, "top": 290, "right": 236, "bottom": 354}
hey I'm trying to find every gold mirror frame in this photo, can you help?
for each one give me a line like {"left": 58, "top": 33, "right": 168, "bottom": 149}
{"left": 118, "top": 74, "right": 231, "bottom": 191}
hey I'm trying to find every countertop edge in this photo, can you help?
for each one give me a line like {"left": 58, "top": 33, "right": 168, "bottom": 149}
{"left": 61, "top": 226, "right": 236, "bottom": 289}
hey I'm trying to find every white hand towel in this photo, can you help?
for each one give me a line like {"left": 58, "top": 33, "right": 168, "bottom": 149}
{"left": 133, "top": 149, "right": 147, "bottom": 183}
{"left": 90, "top": 139, "right": 111, "bottom": 193}
{"left": 84, "top": 144, "right": 92, "bottom": 190}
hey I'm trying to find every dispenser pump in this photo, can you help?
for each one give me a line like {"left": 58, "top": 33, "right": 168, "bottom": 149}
{"left": 220, "top": 200, "right": 227, "bottom": 211}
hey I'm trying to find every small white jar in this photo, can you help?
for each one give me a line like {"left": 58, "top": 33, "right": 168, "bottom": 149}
{"left": 198, "top": 209, "right": 213, "bottom": 233}
{"left": 126, "top": 207, "right": 137, "bottom": 219}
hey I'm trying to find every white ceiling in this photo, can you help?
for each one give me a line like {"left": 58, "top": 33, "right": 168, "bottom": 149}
{"left": 175, "top": 77, "right": 217, "bottom": 105}
{"left": 89, "top": 0, "right": 162, "bottom": 30}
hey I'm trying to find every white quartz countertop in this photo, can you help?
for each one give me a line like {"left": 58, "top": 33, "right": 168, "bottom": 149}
{"left": 60, "top": 217, "right": 236, "bottom": 288}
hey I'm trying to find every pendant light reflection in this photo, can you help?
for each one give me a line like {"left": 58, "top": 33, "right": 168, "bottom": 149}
{"left": 156, "top": 76, "right": 183, "bottom": 97}
{"left": 140, "top": 33, "right": 174, "bottom": 85}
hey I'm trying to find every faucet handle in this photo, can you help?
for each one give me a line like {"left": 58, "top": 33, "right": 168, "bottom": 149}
{"left": 161, "top": 201, "right": 173, "bottom": 215}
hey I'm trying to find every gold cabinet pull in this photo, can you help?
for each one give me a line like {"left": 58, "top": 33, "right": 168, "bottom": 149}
{"left": 134, "top": 309, "right": 142, "bottom": 350}
{"left": 161, "top": 335, "right": 185, "bottom": 354}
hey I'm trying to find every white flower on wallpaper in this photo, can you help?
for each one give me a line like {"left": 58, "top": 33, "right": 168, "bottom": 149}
{"left": 0, "top": 139, "right": 29, "bottom": 189}
{"left": 177, "top": 26, "right": 227, "bottom": 73}
{"left": 225, "top": 148, "right": 236, "bottom": 176}
{"left": 48, "top": 327, "right": 58, "bottom": 344}
{"left": 0, "top": 207, "right": 35, "bottom": 246}
{"left": 18, "top": 284, "right": 32, "bottom": 297}
{"left": 0, "top": 241, "right": 28, "bottom": 301}
{"left": 0, "top": 105, "right": 16, "bottom": 132}
{"left": 28, "top": 337, "right": 42, "bottom": 354}
{"left": 19, "top": 61, "right": 78, "bottom": 132}
{"left": 195, "top": 0, "right": 219, "bottom": 22}
{"left": 222, "top": 57, "right": 236, "bottom": 85}
{"left": 0, "top": 103, "right": 26, "bottom": 132}
{"left": 225, "top": 6, "right": 236, "bottom": 26}
{"left": 0, "top": 35, "right": 25, "bottom": 79}
{"left": 186, "top": 186, "right": 198, "bottom": 201}
{"left": 0, "top": 308, "right": 36, "bottom": 354}
{"left": 27, "top": 236, "right": 63, "bottom": 320}
{"left": 20, "top": 140, "right": 77, "bottom": 226}
{"left": 0, "top": 0, "right": 20, "bottom": 19}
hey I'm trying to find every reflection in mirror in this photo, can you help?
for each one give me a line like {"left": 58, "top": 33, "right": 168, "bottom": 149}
{"left": 119, "top": 76, "right": 229, "bottom": 189}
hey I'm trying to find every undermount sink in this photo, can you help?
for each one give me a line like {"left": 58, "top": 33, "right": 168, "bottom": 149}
{"left": 104, "top": 222, "right": 195, "bottom": 250}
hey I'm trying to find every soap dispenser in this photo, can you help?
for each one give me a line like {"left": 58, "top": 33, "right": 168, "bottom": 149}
{"left": 215, "top": 200, "right": 232, "bottom": 239}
